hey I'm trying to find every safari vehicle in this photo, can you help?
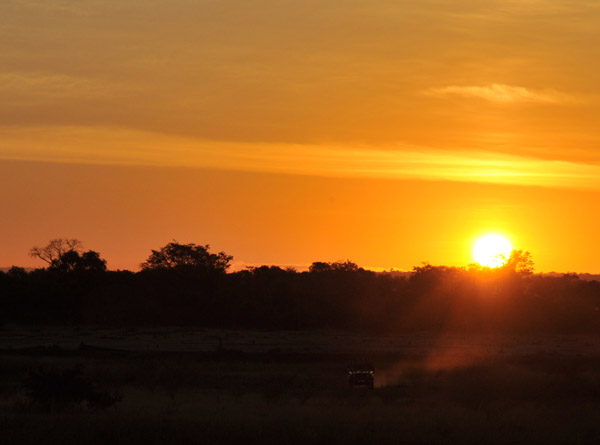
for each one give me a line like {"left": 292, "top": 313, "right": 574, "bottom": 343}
{"left": 347, "top": 362, "right": 374, "bottom": 389}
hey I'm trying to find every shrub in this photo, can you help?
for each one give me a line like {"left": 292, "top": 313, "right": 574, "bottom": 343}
{"left": 24, "top": 364, "right": 121, "bottom": 410}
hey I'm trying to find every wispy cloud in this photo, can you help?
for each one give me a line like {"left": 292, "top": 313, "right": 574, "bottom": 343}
{"left": 1, "top": 125, "right": 599, "bottom": 190}
{"left": 9, "top": 0, "right": 101, "bottom": 16}
{"left": 0, "top": 72, "right": 122, "bottom": 100}
{"left": 425, "top": 84, "right": 574, "bottom": 104}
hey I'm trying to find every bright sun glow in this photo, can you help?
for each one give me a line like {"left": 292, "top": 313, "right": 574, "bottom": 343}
{"left": 473, "top": 234, "right": 512, "bottom": 268}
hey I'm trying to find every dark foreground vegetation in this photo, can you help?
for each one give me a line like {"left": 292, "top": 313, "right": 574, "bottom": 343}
{"left": 3, "top": 342, "right": 600, "bottom": 444}
{"left": 4, "top": 239, "right": 600, "bottom": 443}
{"left": 2, "top": 239, "right": 600, "bottom": 332}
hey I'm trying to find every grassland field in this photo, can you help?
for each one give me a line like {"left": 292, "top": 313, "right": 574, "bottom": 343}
{"left": 3, "top": 326, "right": 600, "bottom": 443}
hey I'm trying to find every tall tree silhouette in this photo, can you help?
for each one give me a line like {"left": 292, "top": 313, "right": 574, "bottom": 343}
{"left": 30, "top": 238, "right": 83, "bottom": 266}
{"left": 309, "top": 260, "right": 360, "bottom": 272}
{"left": 503, "top": 250, "right": 534, "bottom": 275}
{"left": 52, "top": 250, "right": 107, "bottom": 272}
{"left": 30, "top": 239, "right": 106, "bottom": 272}
{"left": 140, "top": 241, "right": 232, "bottom": 272}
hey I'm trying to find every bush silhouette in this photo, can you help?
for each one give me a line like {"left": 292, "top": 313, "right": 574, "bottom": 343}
{"left": 24, "top": 365, "right": 121, "bottom": 410}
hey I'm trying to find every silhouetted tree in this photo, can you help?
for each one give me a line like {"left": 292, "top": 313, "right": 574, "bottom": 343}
{"left": 52, "top": 250, "right": 82, "bottom": 272}
{"left": 30, "top": 238, "right": 83, "bottom": 267}
{"left": 30, "top": 239, "right": 106, "bottom": 273}
{"left": 140, "top": 241, "right": 232, "bottom": 273}
{"left": 51, "top": 250, "right": 107, "bottom": 273}
{"left": 309, "top": 260, "right": 360, "bottom": 272}
{"left": 7, "top": 241, "right": 600, "bottom": 333}
{"left": 504, "top": 250, "right": 534, "bottom": 275}
{"left": 6, "top": 266, "right": 28, "bottom": 280}
{"left": 79, "top": 251, "right": 107, "bottom": 272}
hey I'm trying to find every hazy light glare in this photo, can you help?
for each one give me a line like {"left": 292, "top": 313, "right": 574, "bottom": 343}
{"left": 2, "top": 126, "right": 600, "bottom": 189}
{"left": 473, "top": 234, "right": 512, "bottom": 268}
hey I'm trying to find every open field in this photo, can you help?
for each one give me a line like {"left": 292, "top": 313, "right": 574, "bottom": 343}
{"left": 3, "top": 327, "right": 600, "bottom": 443}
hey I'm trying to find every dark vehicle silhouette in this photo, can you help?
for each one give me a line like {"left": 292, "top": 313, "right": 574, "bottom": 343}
{"left": 347, "top": 362, "right": 374, "bottom": 389}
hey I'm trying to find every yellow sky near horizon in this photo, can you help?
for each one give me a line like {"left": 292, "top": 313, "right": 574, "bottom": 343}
{"left": 2, "top": 0, "right": 600, "bottom": 272}
{"left": 2, "top": 159, "right": 599, "bottom": 273}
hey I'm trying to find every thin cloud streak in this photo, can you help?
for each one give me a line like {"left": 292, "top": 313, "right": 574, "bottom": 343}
{"left": 425, "top": 84, "right": 575, "bottom": 104}
{"left": 0, "top": 72, "right": 119, "bottom": 99}
{"left": 0, "top": 126, "right": 598, "bottom": 189}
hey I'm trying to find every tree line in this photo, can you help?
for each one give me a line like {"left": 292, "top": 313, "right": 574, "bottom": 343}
{"left": 1, "top": 238, "right": 600, "bottom": 333}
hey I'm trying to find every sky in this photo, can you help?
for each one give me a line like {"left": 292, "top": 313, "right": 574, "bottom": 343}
{"left": 2, "top": 0, "right": 600, "bottom": 272}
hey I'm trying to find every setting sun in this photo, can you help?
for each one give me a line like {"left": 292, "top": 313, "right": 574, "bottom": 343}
{"left": 473, "top": 234, "right": 512, "bottom": 268}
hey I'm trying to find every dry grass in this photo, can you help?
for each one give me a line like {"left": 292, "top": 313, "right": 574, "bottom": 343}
{"left": 3, "top": 334, "right": 600, "bottom": 443}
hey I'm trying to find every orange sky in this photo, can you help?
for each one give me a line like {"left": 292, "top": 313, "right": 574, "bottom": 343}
{"left": 2, "top": 1, "right": 600, "bottom": 272}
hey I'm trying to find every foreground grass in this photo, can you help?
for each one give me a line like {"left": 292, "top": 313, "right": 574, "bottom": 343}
{"left": 3, "top": 349, "right": 600, "bottom": 443}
